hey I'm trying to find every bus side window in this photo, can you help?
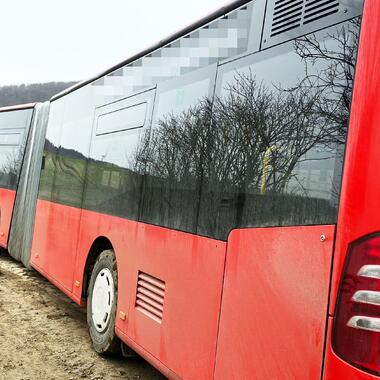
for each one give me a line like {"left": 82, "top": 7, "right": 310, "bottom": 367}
{"left": 197, "top": 18, "right": 361, "bottom": 239}
{"left": 0, "top": 109, "right": 32, "bottom": 190}
{"left": 139, "top": 69, "right": 215, "bottom": 235}
{"left": 83, "top": 90, "right": 155, "bottom": 221}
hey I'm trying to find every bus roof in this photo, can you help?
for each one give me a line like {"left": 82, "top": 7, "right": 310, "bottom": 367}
{"left": 51, "top": 0, "right": 251, "bottom": 102}
{"left": 0, "top": 103, "right": 35, "bottom": 113}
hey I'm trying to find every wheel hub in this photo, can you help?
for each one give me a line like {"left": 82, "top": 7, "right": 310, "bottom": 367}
{"left": 91, "top": 268, "right": 114, "bottom": 333}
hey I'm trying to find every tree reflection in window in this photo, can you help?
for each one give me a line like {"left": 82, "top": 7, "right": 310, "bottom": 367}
{"left": 137, "top": 19, "right": 361, "bottom": 239}
{"left": 39, "top": 19, "right": 362, "bottom": 241}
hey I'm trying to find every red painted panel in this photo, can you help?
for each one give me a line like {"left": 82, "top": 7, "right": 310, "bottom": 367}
{"left": 214, "top": 226, "right": 335, "bottom": 380}
{"left": 125, "top": 224, "right": 226, "bottom": 380}
{"left": 115, "top": 329, "right": 181, "bottom": 380}
{"left": 0, "top": 188, "right": 16, "bottom": 248}
{"left": 73, "top": 207, "right": 144, "bottom": 308}
{"left": 329, "top": 0, "right": 380, "bottom": 315}
{"left": 31, "top": 199, "right": 81, "bottom": 293}
{"left": 73, "top": 208, "right": 226, "bottom": 380}
{"left": 324, "top": 318, "right": 378, "bottom": 380}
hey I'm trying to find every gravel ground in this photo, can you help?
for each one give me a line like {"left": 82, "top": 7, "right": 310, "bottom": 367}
{"left": 0, "top": 253, "right": 165, "bottom": 380}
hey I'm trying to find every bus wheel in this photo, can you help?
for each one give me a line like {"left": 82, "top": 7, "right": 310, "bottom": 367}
{"left": 87, "top": 249, "right": 121, "bottom": 355}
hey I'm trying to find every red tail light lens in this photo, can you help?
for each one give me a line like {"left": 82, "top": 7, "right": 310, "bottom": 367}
{"left": 333, "top": 234, "right": 380, "bottom": 375}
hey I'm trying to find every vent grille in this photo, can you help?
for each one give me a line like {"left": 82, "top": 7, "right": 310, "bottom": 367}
{"left": 135, "top": 271, "right": 165, "bottom": 323}
{"left": 270, "top": 0, "right": 339, "bottom": 37}
{"left": 304, "top": 0, "right": 339, "bottom": 24}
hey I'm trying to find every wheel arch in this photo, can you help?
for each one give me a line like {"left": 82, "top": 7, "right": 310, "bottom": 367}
{"left": 82, "top": 236, "right": 114, "bottom": 300}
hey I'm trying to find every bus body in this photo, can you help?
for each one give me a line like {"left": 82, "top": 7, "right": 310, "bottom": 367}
{"left": 0, "top": 103, "right": 34, "bottom": 249}
{"left": 3, "top": 0, "right": 380, "bottom": 378}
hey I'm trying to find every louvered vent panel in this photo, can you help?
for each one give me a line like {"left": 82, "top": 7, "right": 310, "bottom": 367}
{"left": 304, "top": 0, "right": 339, "bottom": 24}
{"left": 271, "top": 0, "right": 304, "bottom": 37}
{"left": 135, "top": 271, "right": 165, "bottom": 323}
{"left": 270, "top": 0, "right": 340, "bottom": 37}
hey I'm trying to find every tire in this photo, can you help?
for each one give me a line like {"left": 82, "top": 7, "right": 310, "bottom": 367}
{"left": 87, "top": 249, "right": 121, "bottom": 355}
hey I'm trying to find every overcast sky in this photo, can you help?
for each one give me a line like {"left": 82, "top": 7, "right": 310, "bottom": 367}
{"left": 1, "top": 0, "right": 225, "bottom": 86}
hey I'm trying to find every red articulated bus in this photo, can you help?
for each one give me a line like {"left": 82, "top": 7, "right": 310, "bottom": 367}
{"left": 1, "top": 0, "right": 380, "bottom": 378}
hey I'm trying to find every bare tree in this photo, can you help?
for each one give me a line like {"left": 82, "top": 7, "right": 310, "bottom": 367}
{"left": 294, "top": 18, "right": 361, "bottom": 144}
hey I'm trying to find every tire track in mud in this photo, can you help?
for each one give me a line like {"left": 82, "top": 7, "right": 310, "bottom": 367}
{"left": 0, "top": 253, "right": 165, "bottom": 380}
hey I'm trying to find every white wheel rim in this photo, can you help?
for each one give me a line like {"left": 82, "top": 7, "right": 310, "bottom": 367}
{"left": 92, "top": 268, "right": 115, "bottom": 333}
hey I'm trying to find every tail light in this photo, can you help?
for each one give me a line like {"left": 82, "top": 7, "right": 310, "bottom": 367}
{"left": 333, "top": 234, "right": 380, "bottom": 375}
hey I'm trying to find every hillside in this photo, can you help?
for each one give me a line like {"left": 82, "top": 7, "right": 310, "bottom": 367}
{"left": 0, "top": 81, "right": 77, "bottom": 108}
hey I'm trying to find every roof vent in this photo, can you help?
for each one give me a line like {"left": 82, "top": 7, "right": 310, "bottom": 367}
{"left": 262, "top": 0, "right": 361, "bottom": 48}
{"left": 304, "top": 0, "right": 339, "bottom": 24}
{"left": 270, "top": 0, "right": 304, "bottom": 37}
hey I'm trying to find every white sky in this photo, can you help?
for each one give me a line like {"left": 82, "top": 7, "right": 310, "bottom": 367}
{"left": 0, "top": 0, "right": 225, "bottom": 86}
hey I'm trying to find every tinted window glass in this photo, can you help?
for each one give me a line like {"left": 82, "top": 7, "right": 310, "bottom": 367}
{"left": 0, "top": 109, "right": 33, "bottom": 189}
{"left": 0, "top": 133, "right": 22, "bottom": 145}
{"left": 38, "top": 102, "right": 64, "bottom": 202}
{"left": 139, "top": 72, "right": 214, "bottom": 234}
{"left": 39, "top": 95, "right": 94, "bottom": 208}
{"left": 83, "top": 128, "right": 145, "bottom": 219}
{"left": 51, "top": 121, "right": 89, "bottom": 208}
{"left": 0, "top": 109, "right": 31, "bottom": 129}
{"left": 50, "top": 145, "right": 87, "bottom": 208}
{"left": 197, "top": 18, "right": 361, "bottom": 239}
{"left": 96, "top": 102, "right": 147, "bottom": 135}
{"left": 83, "top": 90, "right": 156, "bottom": 219}
{"left": 36, "top": 19, "right": 361, "bottom": 242}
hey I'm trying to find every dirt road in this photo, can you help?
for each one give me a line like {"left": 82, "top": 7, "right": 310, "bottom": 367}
{"left": 0, "top": 253, "right": 165, "bottom": 380}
